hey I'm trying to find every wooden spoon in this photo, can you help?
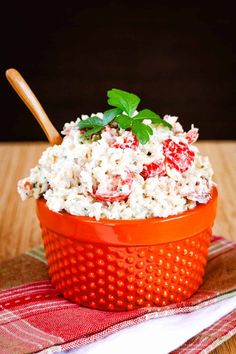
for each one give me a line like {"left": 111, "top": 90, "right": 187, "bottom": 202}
{"left": 5, "top": 68, "right": 62, "bottom": 145}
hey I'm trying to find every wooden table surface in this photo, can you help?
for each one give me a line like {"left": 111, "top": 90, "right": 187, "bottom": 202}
{"left": 0, "top": 141, "right": 235, "bottom": 353}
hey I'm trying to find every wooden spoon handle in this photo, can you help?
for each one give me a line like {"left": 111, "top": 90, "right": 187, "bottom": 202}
{"left": 6, "top": 68, "right": 62, "bottom": 145}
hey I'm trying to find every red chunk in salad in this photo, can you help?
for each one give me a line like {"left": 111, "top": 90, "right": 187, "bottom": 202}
{"left": 112, "top": 133, "right": 139, "bottom": 150}
{"left": 94, "top": 172, "right": 133, "bottom": 202}
{"left": 140, "top": 160, "right": 166, "bottom": 180}
{"left": 185, "top": 128, "right": 199, "bottom": 144}
{"left": 162, "top": 139, "right": 195, "bottom": 173}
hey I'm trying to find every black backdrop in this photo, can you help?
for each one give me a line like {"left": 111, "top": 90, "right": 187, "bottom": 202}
{"left": 2, "top": 1, "right": 236, "bottom": 141}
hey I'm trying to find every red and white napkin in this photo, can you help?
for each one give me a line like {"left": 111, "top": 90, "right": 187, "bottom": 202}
{"left": 0, "top": 236, "right": 236, "bottom": 354}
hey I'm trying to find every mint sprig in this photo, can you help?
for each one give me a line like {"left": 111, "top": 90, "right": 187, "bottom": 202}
{"left": 78, "top": 116, "right": 104, "bottom": 129}
{"left": 107, "top": 88, "right": 140, "bottom": 117}
{"left": 133, "top": 109, "right": 172, "bottom": 129}
{"left": 115, "top": 115, "right": 133, "bottom": 129}
{"left": 78, "top": 89, "right": 172, "bottom": 143}
{"left": 78, "top": 108, "right": 121, "bottom": 136}
{"left": 102, "top": 108, "right": 122, "bottom": 125}
{"left": 132, "top": 120, "right": 153, "bottom": 145}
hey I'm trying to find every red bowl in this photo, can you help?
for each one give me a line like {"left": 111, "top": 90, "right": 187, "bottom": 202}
{"left": 36, "top": 187, "right": 217, "bottom": 311}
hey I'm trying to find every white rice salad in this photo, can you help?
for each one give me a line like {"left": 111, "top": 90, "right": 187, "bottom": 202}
{"left": 18, "top": 114, "right": 214, "bottom": 220}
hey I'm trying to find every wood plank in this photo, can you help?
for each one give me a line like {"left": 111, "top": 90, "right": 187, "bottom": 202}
{"left": 0, "top": 141, "right": 235, "bottom": 353}
{"left": 0, "top": 142, "right": 47, "bottom": 260}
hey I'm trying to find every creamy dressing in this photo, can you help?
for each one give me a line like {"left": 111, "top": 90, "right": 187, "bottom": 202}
{"left": 17, "top": 114, "right": 214, "bottom": 220}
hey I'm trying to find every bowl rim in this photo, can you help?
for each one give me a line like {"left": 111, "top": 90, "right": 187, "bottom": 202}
{"left": 37, "top": 187, "right": 217, "bottom": 224}
{"left": 36, "top": 187, "right": 217, "bottom": 245}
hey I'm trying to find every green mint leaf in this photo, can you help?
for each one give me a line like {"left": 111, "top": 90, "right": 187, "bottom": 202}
{"left": 134, "top": 109, "right": 172, "bottom": 129}
{"left": 102, "top": 108, "right": 122, "bottom": 125}
{"left": 131, "top": 120, "right": 153, "bottom": 145}
{"left": 115, "top": 114, "right": 133, "bottom": 129}
{"left": 157, "top": 119, "right": 172, "bottom": 129}
{"left": 134, "top": 109, "right": 161, "bottom": 121}
{"left": 78, "top": 116, "right": 104, "bottom": 129}
{"left": 145, "top": 124, "right": 153, "bottom": 135}
{"left": 107, "top": 88, "right": 140, "bottom": 116}
{"left": 77, "top": 89, "right": 171, "bottom": 143}
{"left": 82, "top": 126, "right": 103, "bottom": 137}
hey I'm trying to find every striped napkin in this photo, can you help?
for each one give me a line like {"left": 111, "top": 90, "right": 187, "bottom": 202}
{"left": 0, "top": 236, "right": 236, "bottom": 354}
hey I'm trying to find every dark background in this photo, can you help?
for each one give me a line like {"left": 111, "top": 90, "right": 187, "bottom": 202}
{"left": 2, "top": 1, "right": 236, "bottom": 141}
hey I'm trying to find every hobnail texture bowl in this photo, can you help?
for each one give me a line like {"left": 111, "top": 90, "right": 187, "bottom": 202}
{"left": 36, "top": 187, "right": 217, "bottom": 311}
